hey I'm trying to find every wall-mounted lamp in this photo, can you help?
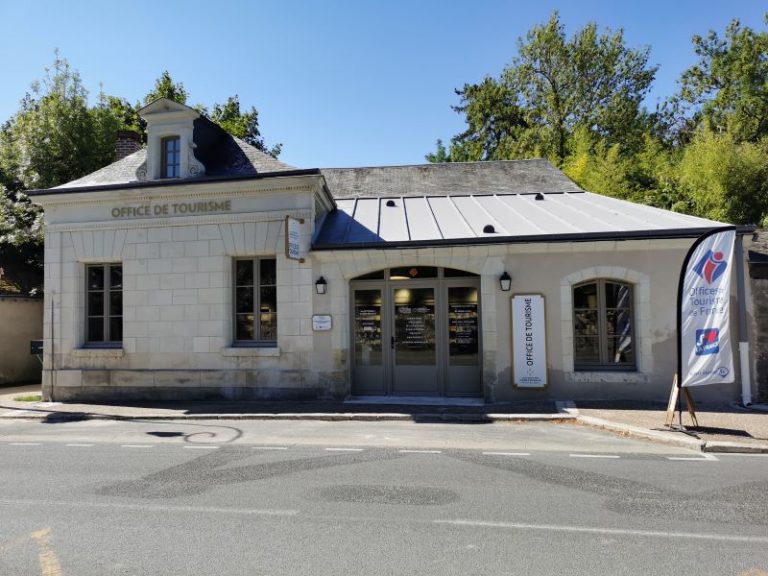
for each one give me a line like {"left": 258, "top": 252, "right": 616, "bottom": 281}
{"left": 315, "top": 276, "right": 328, "bottom": 295}
{"left": 499, "top": 271, "right": 512, "bottom": 292}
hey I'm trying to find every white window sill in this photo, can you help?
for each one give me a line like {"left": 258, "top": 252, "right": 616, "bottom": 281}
{"left": 221, "top": 347, "right": 281, "bottom": 358}
{"left": 72, "top": 348, "right": 125, "bottom": 359}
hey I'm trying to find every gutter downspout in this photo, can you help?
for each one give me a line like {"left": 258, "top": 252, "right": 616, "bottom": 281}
{"left": 735, "top": 236, "right": 752, "bottom": 406}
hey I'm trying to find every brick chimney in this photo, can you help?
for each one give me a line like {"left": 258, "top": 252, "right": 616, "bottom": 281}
{"left": 115, "top": 130, "right": 142, "bottom": 161}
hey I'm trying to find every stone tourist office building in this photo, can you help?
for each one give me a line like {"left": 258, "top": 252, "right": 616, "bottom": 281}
{"left": 29, "top": 98, "right": 758, "bottom": 404}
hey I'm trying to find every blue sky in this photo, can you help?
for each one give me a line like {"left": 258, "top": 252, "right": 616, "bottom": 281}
{"left": 0, "top": 1, "right": 765, "bottom": 168}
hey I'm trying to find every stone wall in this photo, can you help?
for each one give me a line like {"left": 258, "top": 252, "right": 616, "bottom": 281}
{"left": 0, "top": 296, "right": 43, "bottom": 385}
{"left": 748, "top": 230, "right": 768, "bottom": 402}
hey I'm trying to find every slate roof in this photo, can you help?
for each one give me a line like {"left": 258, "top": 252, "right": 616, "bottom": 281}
{"left": 52, "top": 116, "right": 296, "bottom": 190}
{"left": 320, "top": 159, "right": 580, "bottom": 198}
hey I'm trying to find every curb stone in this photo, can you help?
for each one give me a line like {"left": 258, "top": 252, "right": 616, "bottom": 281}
{"left": 0, "top": 409, "right": 576, "bottom": 424}
{"left": 703, "top": 441, "right": 768, "bottom": 454}
{"left": 576, "top": 415, "right": 705, "bottom": 451}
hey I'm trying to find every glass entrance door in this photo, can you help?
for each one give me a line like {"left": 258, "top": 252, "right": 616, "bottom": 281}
{"left": 352, "top": 288, "right": 385, "bottom": 394}
{"left": 351, "top": 268, "right": 481, "bottom": 398}
{"left": 392, "top": 286, "right": 439, "bottom": 395}
{"left": 446, "top": 285, "right": 481, "bottom": 395}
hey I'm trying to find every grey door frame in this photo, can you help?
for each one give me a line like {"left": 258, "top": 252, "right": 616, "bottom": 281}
{"left": 350, "top": 268, "right": 481, "bottom": 397}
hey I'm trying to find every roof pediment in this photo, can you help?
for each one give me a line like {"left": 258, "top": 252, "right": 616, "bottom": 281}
{"left": 138, "top": 97, "right": 200, "bottom": 121}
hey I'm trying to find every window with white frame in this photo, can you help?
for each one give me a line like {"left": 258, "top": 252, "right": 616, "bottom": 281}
{"left": 572, "top": 279, "right": 635, "bottom": 370}
{"left": 234, "top": 258, "right": 277, "bottom": 345}
{"left": 86, "top": 264, "right": 122, "bottom": 345}
{"left": 161, "top": 136, "right": 181, "bottom": 178}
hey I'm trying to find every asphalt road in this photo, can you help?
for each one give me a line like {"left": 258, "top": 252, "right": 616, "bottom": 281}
{"left": 1, "top": 418, "right": 767, "bottom": 576}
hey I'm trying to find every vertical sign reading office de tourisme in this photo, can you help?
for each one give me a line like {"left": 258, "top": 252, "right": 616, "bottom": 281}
{"left": 512, "top": 294, "right": 547, "bottom": 388}
{"left": 285, "top": 216, "right": 304, "bottom": 262}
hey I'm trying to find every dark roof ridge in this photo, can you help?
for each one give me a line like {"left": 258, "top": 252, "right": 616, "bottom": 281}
{"left": 319, "top": 158, "right": 552, "bottom": 171}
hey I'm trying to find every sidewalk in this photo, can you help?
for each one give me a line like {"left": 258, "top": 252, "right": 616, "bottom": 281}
{"left": 575, "top": 401, "right": 768, "bottom": 453}
{"left": 1, "top": 384, "right": 767, "bottom": 453}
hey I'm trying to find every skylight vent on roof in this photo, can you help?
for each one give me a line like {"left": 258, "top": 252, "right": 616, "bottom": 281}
{"left": 385, "top": 199, "right": 396, "bottom": 207}
{"left": 483, "top": 224, "right": 496, "bottom": 234}
{"left": 535, "top": 193, "right": 545, "bottom": 201}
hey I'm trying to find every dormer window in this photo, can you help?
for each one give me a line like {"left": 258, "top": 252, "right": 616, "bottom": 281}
{"left": 135, "top": 99, "right": 206, "bottom": 181}
{"left": 162, "top": 136, "right": 181, "bottom": 178}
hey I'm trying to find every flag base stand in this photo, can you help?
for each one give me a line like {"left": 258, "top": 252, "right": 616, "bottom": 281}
{"left": 664, "top": 374, "right": 698, "bottom": 433}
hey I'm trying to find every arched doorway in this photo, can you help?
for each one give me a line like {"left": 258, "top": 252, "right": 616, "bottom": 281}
{"left": 350, "top": 266, "right": 481, "bottom": 397}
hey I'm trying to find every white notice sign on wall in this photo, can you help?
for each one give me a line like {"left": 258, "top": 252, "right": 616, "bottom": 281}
{"left": 312, "top": 315, "right": 332, "bottom": 331}
{"left": 512, "top": 294, "right": 547, "bottom": 388}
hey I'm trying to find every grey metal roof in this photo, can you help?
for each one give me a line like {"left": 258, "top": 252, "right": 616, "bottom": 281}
{"left": 313, "top": 190, "right": 726, "bottom": 249}
{"left": 52, "top": 117, "right": 295, "bottom": 190}
{"left": 320, "top": 159, "right": 581, "bottom": 197}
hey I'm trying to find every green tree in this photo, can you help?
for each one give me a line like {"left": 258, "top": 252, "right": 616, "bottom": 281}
{"left": 446, "top": 77, "right": 529, "bottom": 161}
{"left": 673, "top": 15, "right": 768, "bottom": 143}
{"left": 0, "top": 55, "right": 126, "bottom": 191}
{"left": 210, "top": 95, "right": 282, "bottom": 158}
{"left": 425, "top": 139, "right": 451, "bottom": 163}
{"left": 677, "top": 128, "right": 768, "bottom": 225}
{"left": 0, "top": 54, "right": 132, "bottom": 279}
{"left": 509, "top": 12, "right": 657, "bottom": 164}
{"left": 143, "top": 70, "right": 188, "bottom": 105}
{"left": 438, "top": 12, "right": 658, "bottom": 165}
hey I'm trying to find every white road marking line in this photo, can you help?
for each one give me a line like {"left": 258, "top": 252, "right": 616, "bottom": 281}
{"left": 65, "top": 443, "right": 94, "bottom": 447}
{"left": 482, "top": 452, "right": 531, "bottom": 457}
{"left": 184, "top": 445, "right": 219, "bottom": 449}
{"left": 325, "top": 448, "right": 364, "bottom": 452}
{"left": 433, "top": 519, "right": 768, "bottom": 544}
{"left": 399, "top": 449, "right": 442, "bottom": 454}
{"left": 0, "top": 498, "right": 298, "bottom": 517}
{"left": 569, "top": 454, "right": 621, "bottom": 459}
{"left": 9, "top": 442, "right": 41, "bottom": 446}
{"left": 252, "top": 446, "right": 289, "bottom": 450}
{"left": 120, "top": 444, "right": 154, "bottom": 449}
{"left": 667, "top": 453, "right": 719, "bottom": 461}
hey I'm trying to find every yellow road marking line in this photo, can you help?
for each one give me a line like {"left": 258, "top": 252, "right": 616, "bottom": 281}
{"left": 31, "top": 528, "right": 63, "bottom": 576}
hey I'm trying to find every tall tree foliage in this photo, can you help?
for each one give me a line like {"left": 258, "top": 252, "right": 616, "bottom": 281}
{"left": 436, "top": 12, "right": 657, "bottom": 166}
{"left": 143, "top": 70, "right": 189, "bottom": 105}
{"left": 431, "top": 12, "right": 768, "bottom": 226}
{"left": 0, "top": 54, "right": 127, "bottom": 271}
{"left": 210, "top": 95, "right": 282, "bottom": 158}
{"left": 0, "top": 61, "right": 287, "bottom": 287}
{"left": 678, "top": 129, "right": 768, "bottom": 225}
{"left": 0, "top": 55, "right": 123, "bottom": 191}
{"left": 674, "top": 15, "right": 768, "bottom": 144}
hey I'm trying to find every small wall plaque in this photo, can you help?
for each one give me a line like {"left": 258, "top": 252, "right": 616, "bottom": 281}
{"left": 312, "top": 315, "right": 332, "bottom": 331}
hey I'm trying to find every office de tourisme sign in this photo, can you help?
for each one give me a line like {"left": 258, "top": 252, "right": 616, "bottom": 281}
{"left": 512, "top": 294, "right": 547, "bottom": 388}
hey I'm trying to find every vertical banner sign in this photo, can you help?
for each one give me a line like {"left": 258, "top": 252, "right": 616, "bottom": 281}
{"left": 285, "top": 216, "right": 304, "bottom": 262}
{"left": 679, "top": 228, "right": 736, "bottom": 387}
{"left": 512, "top": 294, "right": 547, "bottom": 387}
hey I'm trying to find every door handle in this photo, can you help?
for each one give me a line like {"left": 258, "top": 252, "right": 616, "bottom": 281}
{"left": 391, "top": 336, "right": 395, "bottom": 350}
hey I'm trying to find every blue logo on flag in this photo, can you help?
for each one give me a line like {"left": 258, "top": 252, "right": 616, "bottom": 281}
{"left": 695, "top": 328, "right": 720, "bottom": 356}
{"left": 694, "top": 250, "right": 727, "bottom": 284}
